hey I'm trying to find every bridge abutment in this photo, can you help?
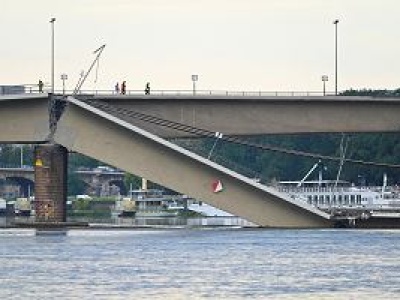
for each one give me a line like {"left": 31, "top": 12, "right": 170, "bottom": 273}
{"left": 34, "top": 144, "right": 67, "bottom": 223}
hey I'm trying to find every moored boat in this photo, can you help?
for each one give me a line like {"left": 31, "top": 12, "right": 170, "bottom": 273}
{"left": 276, "top": 162, "right": 400, "bottom": 218}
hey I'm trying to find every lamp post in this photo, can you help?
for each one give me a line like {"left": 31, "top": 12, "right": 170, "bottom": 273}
{"left": 333, "top": 19, "right": 339, "bottom": 96}
{"left": 60, "top": 73, "right": 68, "bottom": 95}
{"left": 18, "top": 145, "right": 23, "bottom": 168}
{"left": 191, "top": 74, "right": 198, "bottom": 95}
{"left": 321, "top": 75, "right": 328, "bottom": 96}
{"left": 50, "top": 17, "right": 56, "bottom": 94}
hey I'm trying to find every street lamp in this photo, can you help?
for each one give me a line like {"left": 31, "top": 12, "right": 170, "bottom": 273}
{"left": 333, "top": 19, "right": 339, "bottom": 96}
{"left": 18, "top": 145, "right": 23, "bottom": 168}
{"left": 191, "top": 74, "right": 198, "bottom": 95}
{"left": 321, "top": 75, "right": 328, "bottom": 96}
{"left": 60, "top": 73, "right": 68, "bottom": 95}
{"left": 50, "top": 17, "right": 56, "bottom": 94}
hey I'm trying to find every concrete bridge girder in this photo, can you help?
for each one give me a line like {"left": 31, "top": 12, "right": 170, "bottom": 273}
{"left": 0, "top": 94, "right": 50, "bottom": 143}
{"left": 53, "top": 97, "right": 332, "bottom": 228}
{"left": 84, "top": 95, "right": 400, "bottom": 137}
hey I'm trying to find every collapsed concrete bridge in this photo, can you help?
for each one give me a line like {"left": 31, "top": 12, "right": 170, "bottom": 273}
{"left": 2, "top": 93, "right": 400, "bottom": 227}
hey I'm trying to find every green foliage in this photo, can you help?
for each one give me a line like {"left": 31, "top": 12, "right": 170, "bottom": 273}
{"left": 73, "top": 199, "right": 91, "bottom": 210}
{"left": 67, "top": 152, "right": 103, "bottom": 196}
{"left": 69, "top": 152, "right": 100, "bottom": 169}
{"left": 124, "top": 173, "right": 142, "bottom": 191}
{"left": 67, "top": 171, "right": 86, "bottom": 196}
{"left": 0, "top": 145, "right": 34, "bottom": 167}
{"left": 341, "top": 88, "right": 400, "bottom": 97}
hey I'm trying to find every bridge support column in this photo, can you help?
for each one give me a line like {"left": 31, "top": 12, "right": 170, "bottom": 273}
{"left": 34, "top": 144, "right": 67, "bottom": 223}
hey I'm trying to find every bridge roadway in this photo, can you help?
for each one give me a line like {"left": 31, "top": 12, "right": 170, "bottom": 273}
{"left": 0, "top": 94, "right": 49, "bottom": 143}
{"left": 3, "top": 93, "right": 400, "bottom": 142}
{"left": 2, "top": 93, "right": 400, "bottom": 227}
{"left": 80, "top": 94, "right": 400, "bottom": 138}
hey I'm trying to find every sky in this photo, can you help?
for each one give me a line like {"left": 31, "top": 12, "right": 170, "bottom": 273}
{"left": 1, "top": 0, "right": 400, "bottom": 93}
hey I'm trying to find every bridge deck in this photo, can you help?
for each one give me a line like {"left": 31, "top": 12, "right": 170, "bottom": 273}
{"left": 75, "top": 94, "right": 400, "bottom": 138}
{"left": 0, "top": 94, "right": 50, "bottom": 143}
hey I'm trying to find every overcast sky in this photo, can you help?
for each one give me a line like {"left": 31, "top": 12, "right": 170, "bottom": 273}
{"left": 1, "top": 0, "right": 399, "bottom": 93}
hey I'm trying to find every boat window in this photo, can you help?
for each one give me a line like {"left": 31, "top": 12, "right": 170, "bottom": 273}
{"left": 350, "top": 195, "right": 355, "bottom": 205}
{"left": 338, "top": 195, "right": 343, "bottom": 203}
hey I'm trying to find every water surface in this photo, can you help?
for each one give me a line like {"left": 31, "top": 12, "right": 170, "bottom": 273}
{"left": 0, "top": 228, "right": 399, "bottom": 299}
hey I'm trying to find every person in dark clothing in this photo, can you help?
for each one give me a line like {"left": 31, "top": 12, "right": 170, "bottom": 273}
{"left": 121, "top": 81, "right": 126, "bottom": 95}
{"left": 115, "top": 82, "right": 120, "bottom": 94}
{"left": 145, "top": 82, "right": 150, "bottom": 95}
{"left": 38, "top": 80, "right": 44, "bottom": 93}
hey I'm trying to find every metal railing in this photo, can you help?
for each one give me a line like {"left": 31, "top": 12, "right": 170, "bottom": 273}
{"left": 71, "top": 89, "right": 335, "bottom": 97}
{"left": 3, "top": 84, "right": 400, "bottom": 98}
{"left": 1, "top": 84, "right": 337, "bottom": 97}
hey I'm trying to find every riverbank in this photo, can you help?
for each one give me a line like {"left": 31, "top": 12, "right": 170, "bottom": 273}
{"left": 0, "top": 215, "right": 256, "bottom": 229}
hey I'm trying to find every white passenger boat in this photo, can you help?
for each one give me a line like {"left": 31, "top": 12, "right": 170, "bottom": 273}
{"left": 276, "top": 162, "right": 400, "bottom": 217}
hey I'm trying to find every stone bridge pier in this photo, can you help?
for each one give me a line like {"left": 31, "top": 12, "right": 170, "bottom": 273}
{"left": 34, "top": 144, "right": 67, "bottom": 223}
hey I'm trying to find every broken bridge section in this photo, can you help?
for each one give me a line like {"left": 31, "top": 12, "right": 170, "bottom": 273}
{"left": 53, "top": 97, "right": 332, "bottom": 228}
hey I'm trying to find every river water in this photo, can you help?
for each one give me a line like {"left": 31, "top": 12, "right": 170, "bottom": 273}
{"left": 0, "top": 227, "right": 399, "bottom": 299}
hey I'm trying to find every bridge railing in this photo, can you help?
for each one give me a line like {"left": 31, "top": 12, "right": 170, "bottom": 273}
{"left": 9, "top": 86, "right": 336, "bottom": 97}
{"left": 75, "top": 89, "right": 335, "bottom": 97}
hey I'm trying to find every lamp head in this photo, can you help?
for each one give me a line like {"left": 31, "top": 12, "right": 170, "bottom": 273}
{"left": 333, "top": 19, "right": 339, "bottom": 24}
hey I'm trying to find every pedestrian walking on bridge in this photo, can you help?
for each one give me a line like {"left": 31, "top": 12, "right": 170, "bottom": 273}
{"left": 145, "top": 82, "right": 150, "bottom": 95}
{"left": 115, "top": 82, "right": 120, "bottom": 94}
{"left": 38, "top": 79, "right": 44, "bottom": 93}
{"left": 121, "top": 81, "right": 126, "bottom": 95}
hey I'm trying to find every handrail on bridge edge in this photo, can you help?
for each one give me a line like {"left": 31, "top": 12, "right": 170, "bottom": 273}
{"left": 2, "top": 85, "right": 336, "bottom": 97}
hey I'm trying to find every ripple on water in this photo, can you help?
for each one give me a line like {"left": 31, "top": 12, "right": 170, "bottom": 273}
{"left": 0, "top": 228, "right": 399, "bottom": 299}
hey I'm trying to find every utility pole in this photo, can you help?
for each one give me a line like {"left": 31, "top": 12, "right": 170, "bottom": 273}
{"left": 333, "top": 19, "right": 339, "bottom": 95}
{"left": 50, "top": 18, "right": 56, "bottom": 94}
